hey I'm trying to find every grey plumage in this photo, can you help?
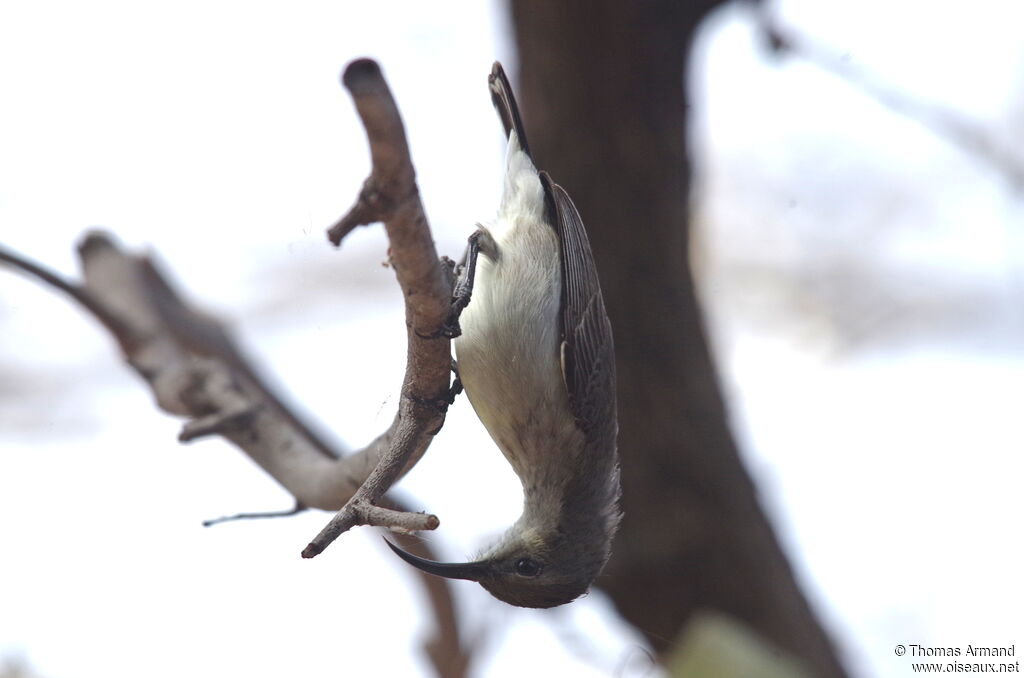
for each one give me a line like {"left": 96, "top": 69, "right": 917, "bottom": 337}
{"left": 386, "top": 62, "right": 620, "bottom": 609}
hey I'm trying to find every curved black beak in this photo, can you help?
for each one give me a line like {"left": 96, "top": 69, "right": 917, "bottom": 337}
{"left": 384, "top": 538, "right": 491, "bottom": 582}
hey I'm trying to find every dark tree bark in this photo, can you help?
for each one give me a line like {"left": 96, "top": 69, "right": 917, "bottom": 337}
{"left": 509, "top": 2, "right": 848, "bottom": 676}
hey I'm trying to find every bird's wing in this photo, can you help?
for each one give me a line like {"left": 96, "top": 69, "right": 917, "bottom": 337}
{"left": 540, "top": 172, "right": 617, "bottom": 437}
{"left": 488, "top": 61, "right": 532, "bottom": 157}
{"left": 489, "top": 60, "right": 616, "bottom": 435}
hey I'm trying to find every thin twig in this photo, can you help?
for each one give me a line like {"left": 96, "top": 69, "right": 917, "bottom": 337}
{"left": 203, "top": 502, "right": 308, "bottom": 527}
{"left": 302, "top": 58, "right": 456, "bottom": 558}
{"left": 0, "top": 244, "right": 136, "bottom": 350}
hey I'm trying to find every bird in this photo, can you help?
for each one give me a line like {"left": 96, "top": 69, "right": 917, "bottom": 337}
{"left": 386, "top": 62, "right": 620, "bottom": 609}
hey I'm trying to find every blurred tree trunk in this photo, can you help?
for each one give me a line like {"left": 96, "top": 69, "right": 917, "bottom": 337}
{"left": 509, "top": 2, "right": 848, "bottom": 676}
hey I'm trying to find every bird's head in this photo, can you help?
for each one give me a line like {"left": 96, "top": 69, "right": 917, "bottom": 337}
{"left": 386, "top": 517, "right": 613, "bottom": 608}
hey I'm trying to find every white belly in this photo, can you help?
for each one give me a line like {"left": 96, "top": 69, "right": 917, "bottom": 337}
{"left": 454, "top": 217, "right": 578, "bottom": 482}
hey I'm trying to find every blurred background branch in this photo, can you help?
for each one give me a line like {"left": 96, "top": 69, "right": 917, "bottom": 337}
{"left": 752, "top": 3, "right": 1024, "bottom": 191}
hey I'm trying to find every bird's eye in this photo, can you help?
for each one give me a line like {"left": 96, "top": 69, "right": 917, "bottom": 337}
{"left": 514, "top": 558, "right": 542, "bottom": 578}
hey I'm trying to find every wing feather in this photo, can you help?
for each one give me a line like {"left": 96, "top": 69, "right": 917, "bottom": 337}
{"left": 540, "top": 172, "right": 617, "bottom": 438}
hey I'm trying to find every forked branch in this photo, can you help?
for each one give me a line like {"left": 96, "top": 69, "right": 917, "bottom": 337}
{"left": 303, "top": 58, "right": 458, "bottom": 557}
{"left": 0, "top": 56, "right": 471, "bottom": 677}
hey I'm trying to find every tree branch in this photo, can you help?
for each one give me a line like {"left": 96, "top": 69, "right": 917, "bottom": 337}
{"left": 1, "top": 236, "right": 470, "bottom": 675}
{"left": 1, "top": 234, "right": 411, "bottom": 508}
{"left": 302, "top": 58, "right": 456, "bottom": 558}
{"left": 0, "top": 56, "right": 470, "bottom": 678}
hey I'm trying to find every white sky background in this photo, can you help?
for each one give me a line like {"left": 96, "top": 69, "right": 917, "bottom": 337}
{"left": 0, "top": 1, "right": 1021, "bottom": 677}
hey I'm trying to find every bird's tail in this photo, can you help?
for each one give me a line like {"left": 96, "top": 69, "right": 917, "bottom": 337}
{"left": 489, "top": 62, "right": 531, "bottom": 158}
